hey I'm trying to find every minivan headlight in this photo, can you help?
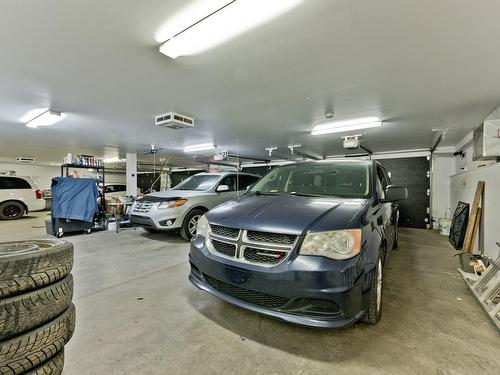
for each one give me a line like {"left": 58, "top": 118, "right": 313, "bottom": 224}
{"left": 158, "top": 199, "right": 187, "bottom": 209}
{"left": 196, "top": 214, "right": 209, "bottom": 237}
{"left": 300, "top": 229, "right": 362, "bottom": 260}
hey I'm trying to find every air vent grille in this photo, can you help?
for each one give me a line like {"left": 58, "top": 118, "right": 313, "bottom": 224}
{"left": 155, "top": 112, "right": 194, "bottom": 129}
{"left": 16, "top": 157, "right": 36, "bottom": 163}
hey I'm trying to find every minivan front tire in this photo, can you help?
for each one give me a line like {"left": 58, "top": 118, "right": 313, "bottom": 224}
{"left": 362, "top": 255, "right": 383, "bottom": 324}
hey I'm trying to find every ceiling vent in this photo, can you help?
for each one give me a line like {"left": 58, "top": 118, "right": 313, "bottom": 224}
{"left": 16, "top": 156, "right": 36, "bottom": 163}
{"left": 155, "top": 112, "right": 194, "bottom": 129}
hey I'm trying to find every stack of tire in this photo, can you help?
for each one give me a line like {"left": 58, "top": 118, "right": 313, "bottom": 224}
{"left": 0, "top": 240, "right": 75, "bottom": 375}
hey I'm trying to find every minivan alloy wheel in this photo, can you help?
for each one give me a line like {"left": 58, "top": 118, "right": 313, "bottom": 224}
{"left": 362, "top": 253, "right": 384, "bottom": 324}
{"left": 4, "top": 205, "right": 21, "bottom": 218}
{"left": 376, "top": 257, "right": 383, "bottom": 312}
{"left": 1, "top": 202, "right": 24, "bottom": 220}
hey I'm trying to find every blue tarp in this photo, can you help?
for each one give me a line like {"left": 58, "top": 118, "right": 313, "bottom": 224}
{"left": 51, "top": 177, "right": 99, "bottom": 223}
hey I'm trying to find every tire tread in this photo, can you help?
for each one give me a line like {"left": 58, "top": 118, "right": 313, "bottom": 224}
{"left": 0, "top": 241, "right": 73, "bottom": 298}
{"left": 0, "top": 275, "right": 73, "bottom": 340}
{"left": 0, "top": 304, "right": 75, "bottom": 375}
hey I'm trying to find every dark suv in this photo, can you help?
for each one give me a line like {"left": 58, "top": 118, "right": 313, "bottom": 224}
{"left": 189, "top": 160, "right": 407, "bottom": 328}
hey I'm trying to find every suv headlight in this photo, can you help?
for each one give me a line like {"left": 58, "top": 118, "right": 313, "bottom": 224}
{"left": 196, "top": 214, "right": 209, "bottom": 237}
{"left": 300, "top": 229, "right": 361, "bottom": 260}
{"left": 158, "top": 199, "right": 187, "bottom": 209}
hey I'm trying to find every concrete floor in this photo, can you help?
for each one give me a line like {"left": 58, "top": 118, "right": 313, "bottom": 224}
{"left": 0, "top": 211, "right": 499, "bottom": 375}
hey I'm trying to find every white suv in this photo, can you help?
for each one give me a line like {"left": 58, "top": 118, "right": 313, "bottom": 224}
{"left": 130, "top": 172, "right": 260, "bottom": 240}
{"left": 0, "top": 175, "right": 46, "bottom": 220}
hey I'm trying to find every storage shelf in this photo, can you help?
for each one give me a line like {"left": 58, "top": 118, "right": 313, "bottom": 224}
{"left": 61, "top": 163, "right": 104, "bottom": 169}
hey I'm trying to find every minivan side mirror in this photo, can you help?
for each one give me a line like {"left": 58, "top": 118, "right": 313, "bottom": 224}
{"left": 216, "top": 185, "right": 230, "bottom": 192}
{"left": 384, "top": 185, "right": 408, "bottom": 202}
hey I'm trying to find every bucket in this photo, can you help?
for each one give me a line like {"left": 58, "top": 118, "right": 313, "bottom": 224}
{"left": 439, "top": 218, "right": 452, "bottom": 236}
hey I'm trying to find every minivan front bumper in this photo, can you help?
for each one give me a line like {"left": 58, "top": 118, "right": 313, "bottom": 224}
{"left": 189, "top": 236, "right": 371, "bottom": 328}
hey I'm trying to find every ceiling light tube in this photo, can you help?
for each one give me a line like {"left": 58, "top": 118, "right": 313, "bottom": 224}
{"left": 20, "top": 108, "right": 49, "bottom": 123}
{"left": 22, "top": 109, "right": 64, "bottom": 128}
{"left": 159, "top": 0, "right": 303, "bottom": 58}
{"left": 103, "top": 157, "right": 125, "bottom": 163}
{"left": 311, "top": 117, "right": 382, "bottom": 135}
{"left": 184, "top": 143, "right": 216, "bottom": 152}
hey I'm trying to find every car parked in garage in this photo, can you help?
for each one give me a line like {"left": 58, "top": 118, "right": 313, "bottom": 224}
{"left": 189, "top": 160, "right": 407, "bottom": 328}
{"left": 130, "top": 172, "right": 260, "bottom": 240}
{"left": 0, "top": 175, "right": 46, "bottom": 220}
{"left": 104, "top": 184, "right": 127, "bottom": 197}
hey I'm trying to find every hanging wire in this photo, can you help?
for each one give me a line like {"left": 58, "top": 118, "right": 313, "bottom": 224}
{"left": 149, "top": 156, "right": 171, "bottom": 192}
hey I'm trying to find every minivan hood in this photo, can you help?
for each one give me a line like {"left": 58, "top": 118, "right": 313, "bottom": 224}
{"left": 207, "top": 195, "right": 370, "bottom": 235}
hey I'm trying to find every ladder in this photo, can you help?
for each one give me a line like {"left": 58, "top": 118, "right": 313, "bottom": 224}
{"left": 458, "top": 245, "right": 500, "bottom": 332}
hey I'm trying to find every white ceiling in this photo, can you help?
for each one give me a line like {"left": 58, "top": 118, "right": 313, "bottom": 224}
{"left": 1, "top": 0, "right": 500, "bottom": 166}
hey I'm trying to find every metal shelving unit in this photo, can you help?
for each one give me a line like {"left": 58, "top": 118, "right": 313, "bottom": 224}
{"left": 52, "top": 164, "right": 108, "bottom": 237}
{"left": 60, "top": 164, "right": 106, "bottom": 212}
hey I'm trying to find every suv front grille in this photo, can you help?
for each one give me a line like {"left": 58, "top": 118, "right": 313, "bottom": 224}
{"left": 210, "top": 225, "right": 239, "bottom": 238}
{"left": 246, "top": 231, "right": 296, "bottom": 245}
{"left": 204, "top": 274, "right": 289, "bottom": 308}
{"left": 243, "top": 247, "right": 287, "bottom": 264}
{"left": 211, "top": 240, "right": 236, "bottom": 257}
{"left": 133, "top": 201, "right": 154, "bottom": 213}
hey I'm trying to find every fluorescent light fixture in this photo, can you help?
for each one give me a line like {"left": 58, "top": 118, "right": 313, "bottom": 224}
{"left": 159, "top": 0, "right": 303, "bottom": 58}
{"left": 184, "top": 143, "right": 216, "bottom": 152}
{"left": 19, "top": 108, "right": 48, "bottom": 123}
{"left": 21, "top": 108, "right": 64, "bottom": 128}
{"left": 311, "top": 117, "right": 382, "bottom": 135}
{"left": 103, "top": 157, "right": 125, "bottom": 163}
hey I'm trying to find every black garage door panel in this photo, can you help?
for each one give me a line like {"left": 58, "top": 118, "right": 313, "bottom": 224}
{"left": 379, "top": 157, "right": 430, "bottom": 229}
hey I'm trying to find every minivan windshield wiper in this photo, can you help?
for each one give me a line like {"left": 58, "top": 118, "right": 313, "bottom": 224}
{"left": 253, "top": 191, "right": 283, "bottom": 196}
{"left": 289, "top": 192, "right": 324, "bottom": 197}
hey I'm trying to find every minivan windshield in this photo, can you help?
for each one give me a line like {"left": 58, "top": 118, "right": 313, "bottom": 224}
{"left": 249, "top": 162, "right": 371, "bottom": 198}
{"left": 173, "top": 175, "right": 220, "bottom": 191}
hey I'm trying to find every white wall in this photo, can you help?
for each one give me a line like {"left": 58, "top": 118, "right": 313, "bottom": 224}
{"left": 451, "top": 162, "right": 500, "bottom": 258}
{"left": 0, "top": 163, "right": 125, "bottom": 190}
{"left": 453, "top": 132, "right": 497, "bottom": 174}
{"left": 431, "top": 154, "right": 455, "bottom": 221}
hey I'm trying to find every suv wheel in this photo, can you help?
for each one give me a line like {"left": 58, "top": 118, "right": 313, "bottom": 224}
{"left": 180, "top": 209, "right": 205, "bottom": 241}
{"left": 0, "top": 201, "right": 25, "bottom": 220}
{"left": 362, "top": 255, "right": 383, "bottom": 324}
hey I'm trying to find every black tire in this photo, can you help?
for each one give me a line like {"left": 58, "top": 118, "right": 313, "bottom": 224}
{"left": 25, "top": 350, "right": 64, "bottom": 375}
{"left": 180, "top": 209, "right": 205, "bottom": 241}
{"left": 0, "top": 201, "right": 25, "bottom": 220}
{"left": 392, "top": 229, "right": 399, "bottom": 249}
{"left": 0, "top": 240, "right": 73, "bottom": 299}
{"left": 361, "top": 255, "right": 383, "bottom": 324}
{"left": 0, "top": 275, "right": 73, "bottom": 340}
{"left": 0, "top": 304, "right": 75, "bottom": 375}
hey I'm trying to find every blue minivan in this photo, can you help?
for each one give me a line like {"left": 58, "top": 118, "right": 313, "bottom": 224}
{"left": 189, "top": 160, "right": 407, "bottom": 328}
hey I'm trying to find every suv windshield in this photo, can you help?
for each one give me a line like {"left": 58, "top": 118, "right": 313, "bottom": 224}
{"left": 173, "top": 175, "right": 220, "bottom": 191}
{"left": 249, "top": 162, "right": 371, "bottom": 198}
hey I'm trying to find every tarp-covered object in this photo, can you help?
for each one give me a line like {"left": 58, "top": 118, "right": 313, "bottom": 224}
{"left": 51, "top": 177, "right": 98, "bottom": 223}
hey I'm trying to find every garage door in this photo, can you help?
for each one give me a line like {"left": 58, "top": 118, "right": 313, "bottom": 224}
{"left": 378, "top": 156, "right": 431, "bottom": 229}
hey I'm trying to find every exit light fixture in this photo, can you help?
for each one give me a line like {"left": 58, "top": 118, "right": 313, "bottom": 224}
{"left": 311, "top": 117, "right": 382, "bottom": 135}
{"left": 158, "top": 0, "right": 303, "bottom": 59}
